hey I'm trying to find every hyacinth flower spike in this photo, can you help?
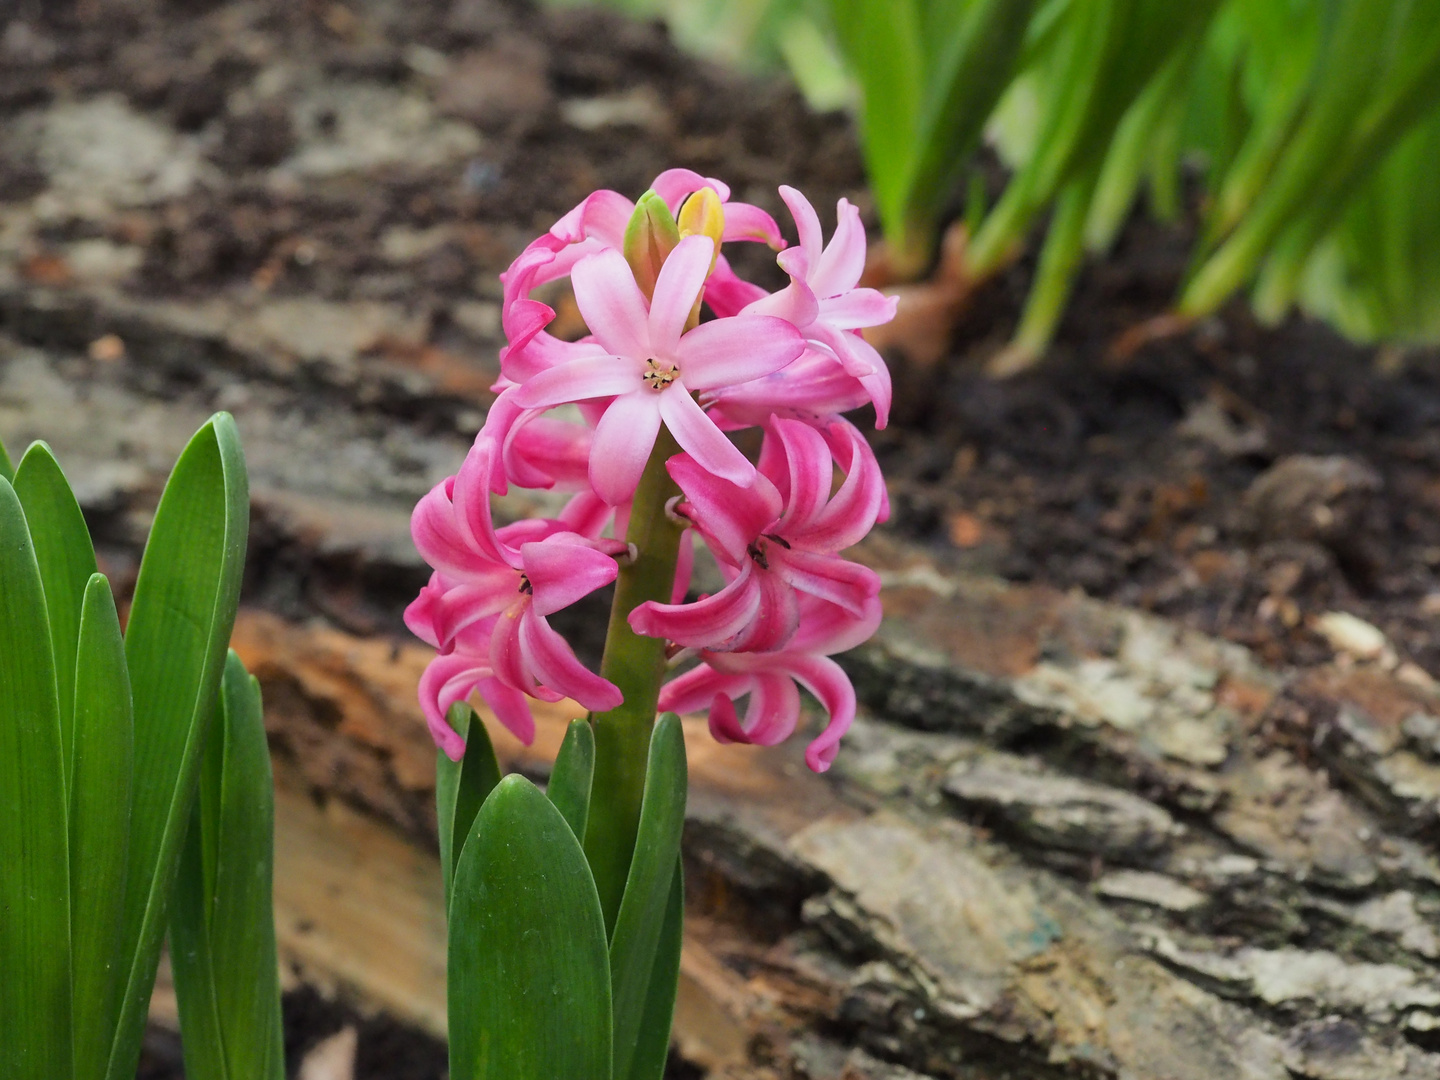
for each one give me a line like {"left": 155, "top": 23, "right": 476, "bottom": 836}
{"left": 629, "top": 417, "right": 883, "bottom": 653}
{"left": 513, "top": 234, "right": 805, "bottom": 504}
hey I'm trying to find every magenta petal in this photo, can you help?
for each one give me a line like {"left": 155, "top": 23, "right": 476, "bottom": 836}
{"left": 777, "top": 550, "right": 880, "bottom": 616}
{"left": 418, "top": 653, "right": 487, "bottom": 760}
{"left": 789, "top": 594, "right": 883, "bottom": 656}
{"left": 452, "top": 440, "right": 510, "bottom": 565}
{"left": 571, "top": 248, "right": 652, "bottom": 358}
{"left": 739, "top": 674, "right": 802, "bottom": 746}
{"left": 521, "top": 537, "right": 618, "bottom": 617}
{"left": 657, "top": 662, "right": 724, "bottom": 716}
{"left": 411, "top": 480, "right": 478, "bottom": 578}
{"left": 590, "top": 391, "right": 663, "bottom": 505}
{"left": 811, "top": 198, "right": 866, "bottom": 298}
{"left": 667, "top": 454, "right": 778, "bottom": 565}
{"left": 704, "top": 256, "right": 768, "bottom": 317}
{"left": 518, "top": 611, "right": 623, "bottom": 711}
{"left": 788, "top": 654, "right": 856, "bottom": 772}
{"left": 731, "top": 567, "right": 800, "bottom": 653}
{"left": 649, "top": 235, "right": 714, "bottom": 355}
{"left": 675, "top": 315, "right": 804, "bottom": 391}
{"left": 629, "top": 569, "right": 762, "bottom": 648}
{"left": 721, "top": 202, "right": 784, "bottom": 247}
{"left": 803, "top": 426, "right": 886, "bottom": 551}
{"left": 771, "top": 419, "right": 834, "bottom": 535}
{"left": 706, "top": 692, "right": 749, "bottom": 745}
{"left": 475, "top": 676, "right": 537, "bottom": 746}
{"left": 658, "top": 389, "right": 755, "bottom": 488}
{"left": 559, "top": 489, "right": 613, "bottom": 538}
{"left": 513, "top": 355, "right": 640, "bottom": 411}
{"left": 488, "top": 606, "right": 534, "bottom": 695}
{"left": 779, "top": 185, "right": 823, "bottom": 270}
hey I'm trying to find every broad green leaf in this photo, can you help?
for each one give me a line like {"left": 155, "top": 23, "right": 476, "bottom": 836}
{"left": 436, "top": 703, "right": 502, "bottom": 907}
{"left": 609, "top": 713, "right": 687, "bottom": 1080}
{"left": 105, "top": 413, "right": 249, "bottom": 1080}
{"left": 69, "top": 574, "right": 134, "bottom": 1080}
{"left": 171, "top": 651, "right": 285, "bottom": 1080}
{"left": 0, "top": 477, "right": 72, "bottom": 1079}
{"left": 622, "top": 859, "right": 684, "bottom": 1080}
{"left": 449, "top": 775, "right": 612, "bottom": 1080}
{"left": 15, "top": 441, "right": 98, "bottom": 780}
{"left": 548, "top": 718, "right": 595, "bottom": 842}
{"left": 0, "top": 432, "right": 12, "bottom": 482}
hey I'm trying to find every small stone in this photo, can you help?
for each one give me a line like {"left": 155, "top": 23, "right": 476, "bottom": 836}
{"left": 87, "top": 334, "right": 126, "bottom": 362}
{"left": 1314, "top": 612, "right": 1390, "bottom": 663}
{"left": 1242, "top": 454, "right": 1381, "bottom": 554}
{"left": 1094, "top": 869, "right": 1207, "bottom": 911}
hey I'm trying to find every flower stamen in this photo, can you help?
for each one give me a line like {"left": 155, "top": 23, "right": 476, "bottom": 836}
{"left": 642, "top": 357, "right": 677, "bottom": 390}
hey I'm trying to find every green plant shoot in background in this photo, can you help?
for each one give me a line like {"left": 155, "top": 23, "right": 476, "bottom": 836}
{"left": 555, "top": 0, "right": 1440, "bottom": 366}
{"left": 0, "top": 415, "right": 284, "bottom": 1080}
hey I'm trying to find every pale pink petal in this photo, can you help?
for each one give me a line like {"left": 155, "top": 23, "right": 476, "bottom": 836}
{"left": 813, "top": 325, "right": 892, "bottom": 428}
{"left": 811, "top": 198, "right": 866, "bottom": 298}
{"left": 518, "top": 611, "right": 623, "bottom": 711}
{"left": 521, "top": 538, "right": 618, "bottom": 617}
{"left": 721, "top": 202, "right": 785, "bottom": 247}
{"left": 489, "top": 605, "right": 537, "bottom": 696}
{"left": 590, "top": 391, "right": 663, "bottom": 505}
{"left": 668, "top": 454, "right": 781, "bottom": 565}
{"left": 475, "top": 676, "right": 537, "bottom": 746}
{"left": 786, "top": 654, "right": 856, "bottom": 772}
{"left": 776, "top": 550, "right": 880, "bottom": 615}
{"left": 571, "top": 248, "right": 652, "bottom": 358}
{"left": 779, "top": 185, "right": 823, "bottom": 269}
{"left": 742, "top": 273, "right": 819, "bottom": 329}
{"left": 675, "top": 315, "right": 804, "bottom": 391}
{"left": 659, "top": 389, "right": 755, "bottom": 487}
{"left": 503, "top": 414, "right": 592, "bottom": 490}
{"left": 451, "top": 440, "right": 511, "bottom": 565}
{"left": 512, "top": 355, "right": 640, "bottom": 410}
{"left": 629, "top": 569, "right": 762, "bottom": 648}
{"left": 550, "top": 189, "right": 634, "bottom": 248}
{"left": 649, "top": 235, "right": 715, "bottom": 356}
{"left": 559, "top": 489, "right": 613, "bottom": 538}
{"left": 429, "top": 576, "right": 517, "bottom": 644}
{"left": 770, "top": 419, "right": 834, "bottom": 535}
{"left": 816, "top": 288, "right": 897, "bottom": 329}
{"left": 410, "top": 479, "right": 478, "bottom": 578}
{"left": 652, "top": 168, "right": 729, "bottom": 207}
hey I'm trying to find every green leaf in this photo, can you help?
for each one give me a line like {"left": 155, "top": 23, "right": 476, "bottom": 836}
{"left": 69, "top": 574, "right": 134, "bottom": 1080}
{"left": 0, "top": 432, "right": 13, "bottom": 482}
{"left": 0, "top": 477, "right": 72, "bottom": 1080}
{"left": 622, "top": 859, "right": 684, "bottom": 1080}
{"left": 171, "top": 651, "right": 285, "bottom": 1080}
{"left": 548, "top": 719, "right": 595, "bottom": 843}
{"left": 448, "top": 775, "right": 612, "bottom": 1080}
{"left": 105, "top": 412, "right": 249, "bottom": 1080}
{"left": 436, "top": 703, "right": 502, "bottom": 908}
{"left": 609, "top": 713, "right": 687, "bottom": 1080}
{"left": 14, "top": 441, "right": 98, "bottom": 781}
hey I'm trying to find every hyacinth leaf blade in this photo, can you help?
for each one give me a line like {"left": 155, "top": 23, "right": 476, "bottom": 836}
{"left": 621, "top": 858, "right": 684, "bottom": 1080}
{"left": 69, "top": 573, "right": 135, "bottom": 1080}
{"left": 14, "top": 441, "right": 99, "bottom": 780}
{"left": 609, "top": 712, "right": 687, "bottom": 1080}
{"left": 448, "top": 775, "right": 612, "bottom": 1080}
{"left": 0, "top": 431, "right": 13, "bottom": 482}
{"left": 549, "top": 718, "right": 596, "bottom": 843}
{"left": 436, "top": 702, "right": 502, "bottom": 907}
{"left": 105, "top": 412, "right": 249, "bottom": 1080}
{"left": 171, "top": 651, "right": 285, "bottom": 1080}
{"left": 0, "top": 476, "right": 72, "bottom": 1079}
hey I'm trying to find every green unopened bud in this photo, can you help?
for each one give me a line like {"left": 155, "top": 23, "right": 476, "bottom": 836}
{"left": 623, "top": 190, "right": 681, "bottom": 300}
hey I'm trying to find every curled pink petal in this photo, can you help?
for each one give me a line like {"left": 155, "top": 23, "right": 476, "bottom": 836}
{"left": 658, "top": 388, "right": 755, "bottom": 487}
{"left": 518, "top": 611, "right": 623, "bottom": 711}
{"left": 652, "top": 168, "right": 730, "bottom": 207}
{"left": 521, "top": 537, "right": 619, "bottom": 617}
{"left": 720, "top": 202, "right": 785, "bottom": 248}
{"left": 629, "top": 569, "right": 762, "bottom": 648}
{"left": 810, "top": 198, "right": 866, "bottom": 298}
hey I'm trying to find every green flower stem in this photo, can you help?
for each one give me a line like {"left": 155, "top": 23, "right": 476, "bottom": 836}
{"left": 585, "top": 425, "right": 685, "bottom": 934}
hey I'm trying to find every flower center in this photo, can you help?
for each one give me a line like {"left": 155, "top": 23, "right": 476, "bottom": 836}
{"left": 746, "top": 532, "right": 790, "bottom": 571}
{"left": 642, "top": 357, "right": 677, "bottom": 391}
{"left": 517, "top": 574, "right": 533, "bottom": 595}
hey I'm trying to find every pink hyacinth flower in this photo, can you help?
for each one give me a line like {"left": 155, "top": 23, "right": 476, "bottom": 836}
{"left": 412, "top": 614, "right": 538, "bottom": 759}
{"left": 658, "top": 594, "right": 881, "bottom": 772}
{"left": 407, "top": 441, "right": 624, "bottom": 738}
{"left": 629, "top": 417, "right": 882, "bottom": 652}
{"left": 742, "top": 187, "right": 897, "bottom": 427}
{"left": 512, "top": 235, "right": 805, "bottom": 504}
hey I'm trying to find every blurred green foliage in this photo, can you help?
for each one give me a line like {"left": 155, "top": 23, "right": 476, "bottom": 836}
{"left": 553, "top": 0, "right": 1440, "bottom": 364}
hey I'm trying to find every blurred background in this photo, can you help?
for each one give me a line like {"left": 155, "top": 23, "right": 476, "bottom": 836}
{"left": 6, "top": 0, "right": 1440, "bottom": 1077}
